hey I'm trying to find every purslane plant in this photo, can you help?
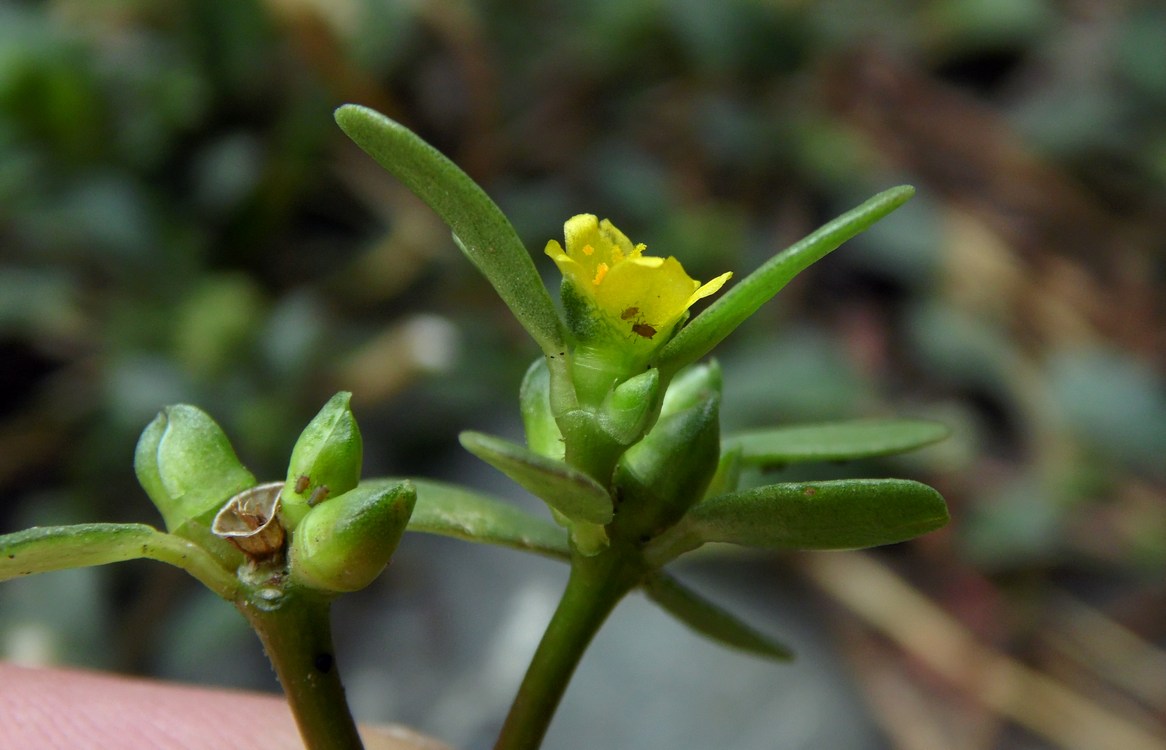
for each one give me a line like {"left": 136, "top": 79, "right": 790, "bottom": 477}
{"left": 0, "top": 105, "right": 950, "bottom": 750}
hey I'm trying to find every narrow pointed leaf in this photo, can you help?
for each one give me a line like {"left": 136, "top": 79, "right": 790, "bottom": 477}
{"left": 460, "top": 431, "right": 614, "bottom": 524}
{"left": 0, "top": 523, "right": 237, "bottom": 598}
{"left": 642, "top": 572, "right": 793, "bottom": 660}
{"left": 657, "top": 186, "right": 915, "bottom": 375}
{"left": 366, "top": 478, "right": 569, "bottom": 559}
{"left": 727, "top": 419, "right": 949, "bottom": 466}
{"left": 681, "top": 479, "right": 948, "bottom": 551}
{"left": 335, "top": 105, "right": 565, "bottom": 355}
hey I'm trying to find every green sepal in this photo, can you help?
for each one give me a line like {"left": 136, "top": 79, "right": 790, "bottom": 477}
{"left": 660, "top": 478, "right": 948, "bottom": 555}
{"left": 726, "top": 418, "right": 949, "bottom": 467}
{"left": 0, "top": 523, "right": 238, "bottom": 599}
{"left": 371, "top": 478, "right": 568, "bottom": 559}
{"left": 612, "top": 392, "right": 721, "bottom": 540}
{"left": 459, "top": 431, "right": 614, "bottom": 525}
{"left": 642, "top": 572, "right": 793, "bottom": 661}
{"left": 281, "top": 392, "right": 363, "bottom": 530}
{"left": 290, "top": 481, "right": 416, "bottom": 593}
{"left": 656, "top": 186, "right": 915, "bottom": 377}
{"left": 335, "top": 104, "right": 565, "bottom": 356}
{"left": 520, "top": 358, "right": 565, "bottom": 459}
{"left": 134, "top": 405, "right": 256, "bottom": 533}
{"left": 599, "top": 367, "right": 660, "bottom": 444}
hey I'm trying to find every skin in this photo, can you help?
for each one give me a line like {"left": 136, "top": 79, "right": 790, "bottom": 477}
{"left": 0, "top": 663, "right": 449, "bottom": 750}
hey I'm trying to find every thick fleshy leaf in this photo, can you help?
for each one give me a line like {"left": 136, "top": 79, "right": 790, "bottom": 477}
{"left": 459, "top": 431, "right": 614, "bottom": 524}
{"left": 727, "top": 419, "right": 949, "bottom": 466}
{"left": 335, "top": 105, "right": 565, "bottom": 355}
{"left": 642, "top": 572, "right": 793, "bottom": 660}
{"left": 668, "top": 479, "right": 947, "bottom": 553}
{"left": 0, "top": 523, "right": 237, "bottom": 598}
{"left": 656, "top": 186, "right": 915, "bottom": 376}
{"left": 367, "top": 478, "right": 569, "bottom": 559}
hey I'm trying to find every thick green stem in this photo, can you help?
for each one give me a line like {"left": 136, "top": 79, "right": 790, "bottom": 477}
{"left": 494, "top": 550, "right": 643, "bottom": 750}
{"left": 240, "top": 590, "right": 364, "bottom": 750}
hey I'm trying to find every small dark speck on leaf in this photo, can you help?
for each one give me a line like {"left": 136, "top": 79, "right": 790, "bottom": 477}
{"left": 314, "top": 653, "right": 334, "bottom": 673}
{"left": 803, "top": 486, "right": 818, "bottom": 497}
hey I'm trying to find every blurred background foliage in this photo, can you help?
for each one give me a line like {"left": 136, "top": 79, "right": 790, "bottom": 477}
{"left": 2, "top": 0, "right": 1164, "bottom": 748}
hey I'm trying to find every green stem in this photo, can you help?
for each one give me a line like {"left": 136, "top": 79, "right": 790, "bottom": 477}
{"left": 494, "top": 550, "right": 643, "bottom": 750}
{"left": 240, "top": 590, "right": 364, "bottom": 750}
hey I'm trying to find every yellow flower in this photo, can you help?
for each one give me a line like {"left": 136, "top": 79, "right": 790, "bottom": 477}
{"left": 544, "top": 215, "right": 731, "bottom": 351}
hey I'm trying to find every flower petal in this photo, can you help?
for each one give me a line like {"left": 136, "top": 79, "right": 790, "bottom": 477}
{"left": 548, "top": 215, "right": 732, "bottom": 354}
{"left": 684, "top": 271, "right": 733, "bottom": 308}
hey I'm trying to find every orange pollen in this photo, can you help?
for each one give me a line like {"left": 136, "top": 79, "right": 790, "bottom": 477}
{"left": 582, "top": 244, "right": 594, "bottom": 256}
{"left": 592, "top": 263, "right": 609, "bottom": 285}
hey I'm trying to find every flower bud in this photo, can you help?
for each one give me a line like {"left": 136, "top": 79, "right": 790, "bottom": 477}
{"left": 281, "top": 392, "right": 363, "bottom": 530}
{"left": 660, "top": 360, "right": 722, "bottom": 416}
{"left": 612, "top": 391, "right": 721, "bottom": 541}
{"left": 599, "top": 367, "right": 659, "bottom": 445}
{"left": 290, "top": 481, "right": 416, "bottom": 593}
{"left": 520, "top": 358, "right": 564, "bottom": 459}
{"left": 134, "top": 405, "right": 256, "bottom": 532}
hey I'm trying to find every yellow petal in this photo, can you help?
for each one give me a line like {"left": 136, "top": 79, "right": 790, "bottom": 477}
{"left": 684, "top": 271, "right": 733, "bottom": 308}
{"left": 548, "top": 215, "right": 732, "bottom": 353}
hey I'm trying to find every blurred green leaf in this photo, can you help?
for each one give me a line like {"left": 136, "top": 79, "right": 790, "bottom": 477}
{"left": 726, "top": 419, "right": 949, "bottom": 466}
{"left": 642, "top": 571, "right": 793, "bottom": 660}
{"left": 671, "top": 478, "right": 948, "bottom": 552}
{"left": 334, "top": 104, "right": 566, "bottom": 356}
{"left": 1049, "top": 347, "right": 1166, "bottom": 477}
{"left": 377, "top": 478, "right": 569, "bottom": 559}
{"left": 656, "top": 186, "right": 915, "bottom": 376}
{"left": 459, "top": 432, "right": 614, "bottom": 525}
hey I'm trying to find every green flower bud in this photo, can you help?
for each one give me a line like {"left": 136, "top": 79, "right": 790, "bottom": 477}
{"left": 520, "top": 358, "right": 564, "bottom": 459}
{"left": 134, "top": 405, "right": 257, "bottom": 533}
{"left": 290, "top": 481, "right": 416, "bottom": 593}
{"left": 599, "top": 367, "right": 659, "bottom": 445}
{"left": 612, "top": 391, "right": 721, "bottom": 541}
{"left": 660, "top": 360, "right": 722, "bottom": 416}
{"left": 281, "top": 392, "right": 363, "bottom": 530}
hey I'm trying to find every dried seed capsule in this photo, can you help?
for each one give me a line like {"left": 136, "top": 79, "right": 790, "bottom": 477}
{"left": 212, "top": 482, "right": 285, "bottom": 560}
